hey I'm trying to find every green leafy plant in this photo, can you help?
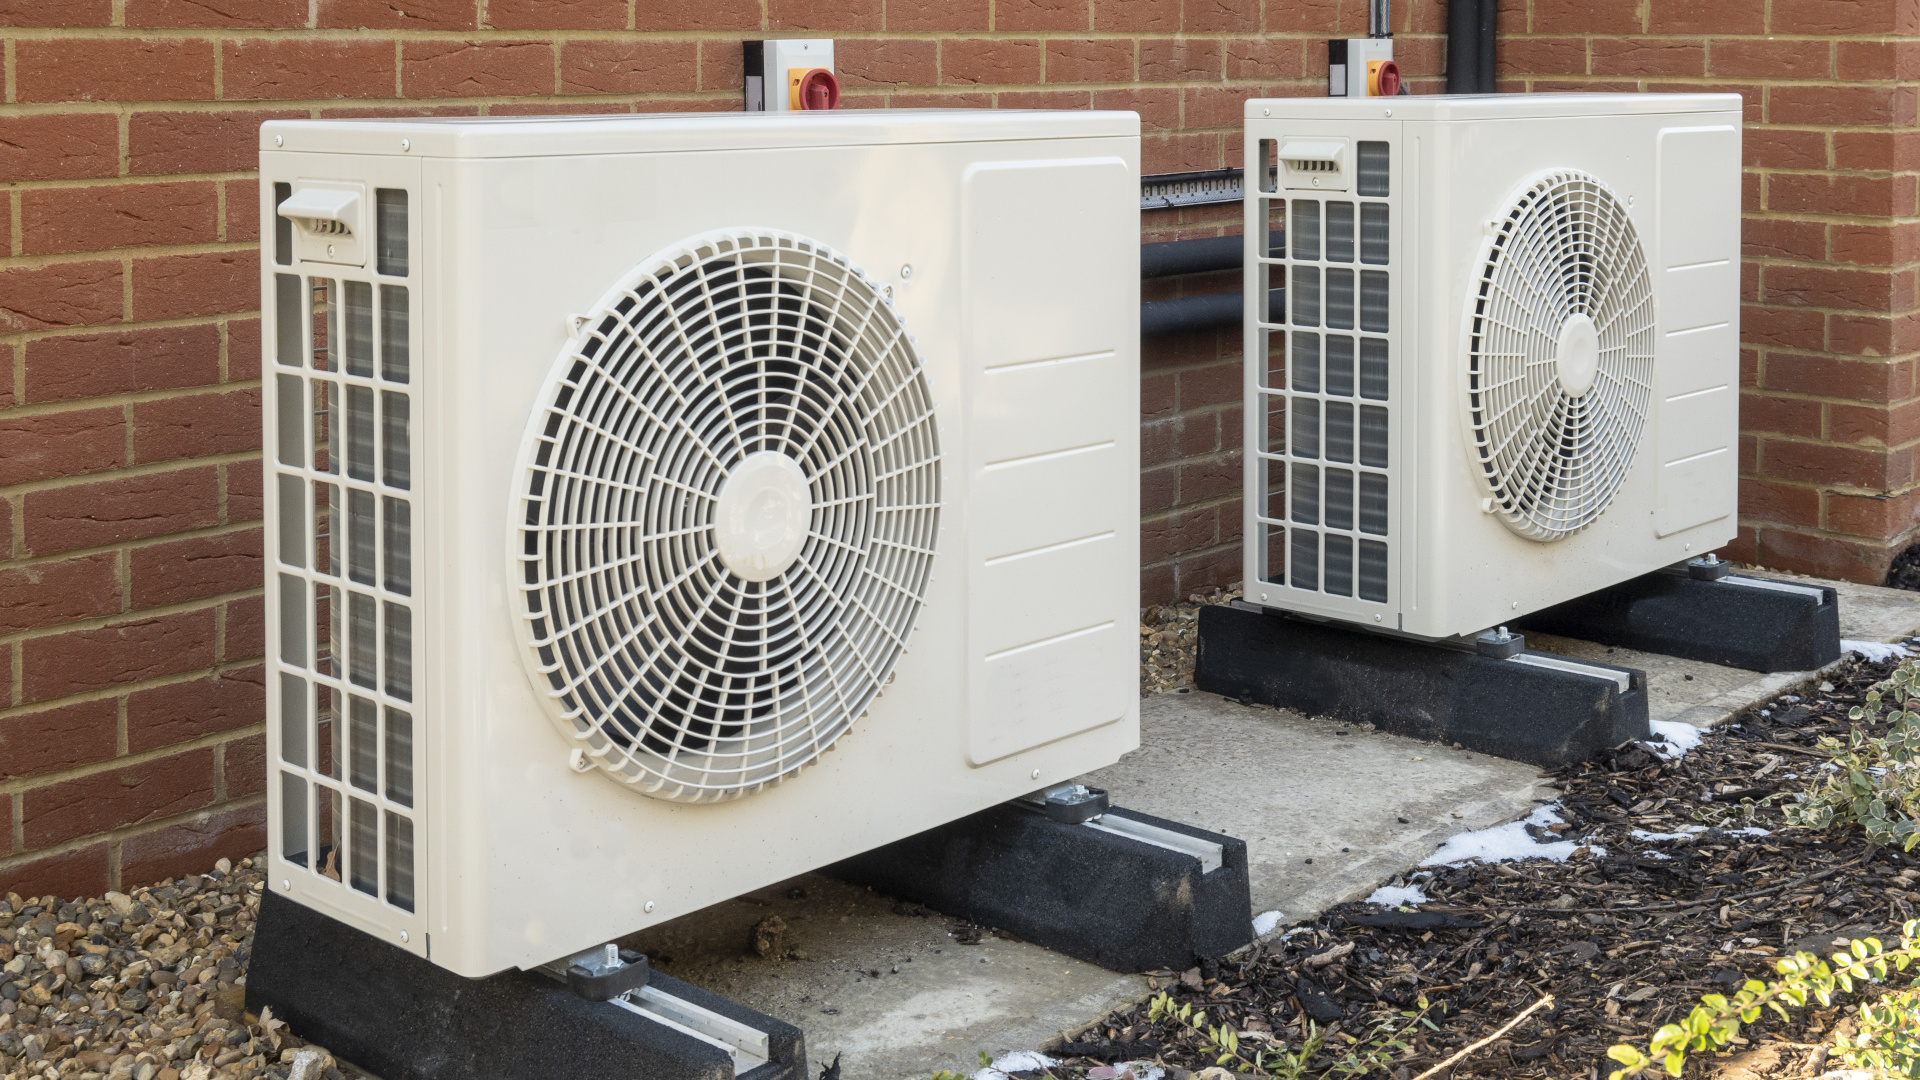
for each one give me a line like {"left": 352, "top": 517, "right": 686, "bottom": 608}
{"left": 1606, "top": 921, "right": 1920, "bottom": 1079}
{"left": 1778, "top": 658, "right": 1920, "bottom": 849}
{"left": 1145, "top": 990, "right": 1437, "bottom": 1079}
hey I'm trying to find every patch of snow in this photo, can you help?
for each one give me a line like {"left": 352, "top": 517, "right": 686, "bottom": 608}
{"left": 1252, "top": 910, "right": 1284, "bottom": 936}
{"left": 1647, "top": 720, "right": 1706, "bottom": 761}
{"left": 1721, "top": 826, "right": 1771, "bottom": 836}
{"left": 1631, "top": 826, "right": 1706, "bottom": 842}
{"left": 1843, "top": 639, "right": 1911, "bottom": 664}
{"left": 977, "top": 1052, "right": 1062, "bottom": 1080}
{"left": 1420, "top": 805, "right": 1606, "bottom": 867}
{"left": 1782, "top": 695, "right": 1801, "bottom": 704}
{"left": 1640, "top": 850, "right": 1674, "bottom": 860}
{"left": 1366, "top": 884, "right": 1430, "bottom": 907}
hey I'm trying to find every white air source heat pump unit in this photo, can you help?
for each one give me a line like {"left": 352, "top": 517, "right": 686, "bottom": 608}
{"left": 258, "top": 111, "right": 1141, "bottom": 977}
{"left": 1241, "top": 94, "right": 1742, "bottom": 639}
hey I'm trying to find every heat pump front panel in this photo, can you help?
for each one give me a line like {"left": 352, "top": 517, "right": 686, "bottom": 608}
{"left": 1243, "top": 119, "right": 1407, "bottom": 625}
{"left": 1245, "top": 101, "right": 1741, "bottom": 639}
{"left": 262, "top": 115, "right": 1140, "bottom": 975}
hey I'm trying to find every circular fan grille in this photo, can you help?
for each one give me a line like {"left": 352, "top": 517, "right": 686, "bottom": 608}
{"left": 1465, "top": 170, "right": 1656, "bottom": 542}
{"left": 513, "top": 229, "right": 942, "bottom": 802}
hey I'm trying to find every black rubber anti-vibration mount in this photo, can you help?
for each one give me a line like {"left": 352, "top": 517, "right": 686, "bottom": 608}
{"left": 1515, "top": 567, "right": 1842, "bottom": 674}
{"left": 828, "top": 804, "right": 1252, "bottom": 973}
{"left": 567, "top": 949, "right": 650, "bottom": 1002}
{"left": 247, "top": 890, "right": 806, "bottom": 1080}
{"left": 1196, "top": 601, "right": 1649, "bottom": 768}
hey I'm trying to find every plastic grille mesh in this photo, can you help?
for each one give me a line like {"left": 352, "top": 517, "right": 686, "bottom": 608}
{"left": 514, "top": 230, "right": 941, "bottom": 802}
{"left": 1466, "top": 171, "right": 1655, "bottom": 542}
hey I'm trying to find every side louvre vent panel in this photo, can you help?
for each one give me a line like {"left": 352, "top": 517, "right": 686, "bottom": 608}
{"left": 1249, "top": 136, "right": 1392, "bottom": 611}
{"left": 267, "top": 185, "right": 422, "bottom": 922}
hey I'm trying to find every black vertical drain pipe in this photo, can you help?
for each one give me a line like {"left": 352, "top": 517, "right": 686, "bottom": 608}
{"left": 1446, "top": 0, "right": 1498, "bottom": 94}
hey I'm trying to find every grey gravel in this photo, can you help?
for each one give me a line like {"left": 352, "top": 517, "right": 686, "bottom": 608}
{"left": 1139, "top": 584, "right": 1240, "bottom": 695}
{"left": 0, "top": 856, "right": 355, "bottom": 1080}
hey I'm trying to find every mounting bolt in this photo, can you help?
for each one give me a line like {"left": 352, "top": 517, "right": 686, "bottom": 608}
{"left": 1475, "top": 627, "right": 1525, "bottom": 659}
{"left": 644, "top": 901, "right": 655, "bottom": 914}
{"left": 274, "top": 135, "right": 284, "bottom": 147}
{"left": 401, "top": 138, "right": 411, "bottom": 152}
{"left": 400, "top": 930, "right": 409, "bottom": 943}
{"left": 569, "top": 748, "right": 592, "bottom": 772}
{"left": 900, "top": 264, "right": 913, "bottom": 280}
{"left": 1030, "top": 768, "right": 1041, "bottom": 779}
{"left": 282, "top": 879, "right": 292, "bottom": 891}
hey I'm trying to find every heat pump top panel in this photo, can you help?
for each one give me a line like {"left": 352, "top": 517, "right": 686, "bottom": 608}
{"left": 259, "top": 108, "right": 1142, "bottom": 976}
{"left": 262, "top": 108, "right": 1137, "bottom": 158}
{"left": 1245, "top": 92, "right": 1741, "bottom": 122}
{"left": 1240, "top": 93, "right": 1741, "bottom": 639}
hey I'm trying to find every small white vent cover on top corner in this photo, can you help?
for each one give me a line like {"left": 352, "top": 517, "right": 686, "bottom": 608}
{"left": 1466, "top": 170, "right": 1656, "bottom": 543}
{"left": 512, "top": 229, "right": 943, "bottom": 803}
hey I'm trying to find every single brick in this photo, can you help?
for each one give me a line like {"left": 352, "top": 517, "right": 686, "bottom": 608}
{"left": 23, "top": 748, "right": 217, "bottom": 848}
{"left": 1046, "top": 38, "right": 1135, "bottom": 83}
{"left": 222, "top": 733, "right": 267, "bottom": 797}
{"left": 24, "top": 324, "right": 221, "bottom": 404}
{"left": 1741, "top": 393, "right": 1825, "bottom": 438}
{"left": 21, "top": 609, "right": 219, "bottom": 707}
{"left": 128, "top": 0, "right": 306, "bottom": 26}
{"left": 22, "top": 182, "right": 220, "bottom": 257}
{"left": 1531, "top": 0, "right": 1643, "bottom": 33}
{"left": 130, "top": 110, "right": 307, "bottom": 175}
{"left": 1140, "top": 37, "right": 1222, "bottom": 81}
{"left": 768, "top": 0, "right": 882, "bottom": 29}
{"left": 129, "top": 528, "right": 262, "bottom": 610}
{"left": 222, "top": 594, "right": 266, "bottom": 661}
{"left": 0, "top": 261, "right": 125, "bottom": 332}
{"left": 0, "top": 114, "right": 120, "bottom": 181}
{"left": 943, "top": 39, "right": 1042, "bottom": 85}
{"left": 402, "top": 40, "right": 555, "bottom": 97}
{"left": 0, "top": 0, "right": 111, "bottom": 25}
{"left": 887, "top": 0, "right": 986, "bottom": 28}
{"left": 0, "top": 407, "right": 126, "bottom": 488}
{"left": 1738, "top": 478, "right": 1823, "bottom": 530}
{"left": 226, "top": 179, "right": 262, "bottom": 243}
{"left": 317, "top": 0, "right": 477, "bottom": 29}
{"left": 131, "top": 387, "right": 260, "bottom": 465}
{"left": 131, "top": 250, "right": 259, "bottom": 322}
{"left": 1591, "top": 38, "right": 1706, "bottom": 77}
{"left": 16, "top": 37, "right": 216, "bottom": 103}
{"left": 0, "top": 552, "right": 121, "bottom": 636}
{"left": 24, "top": 466, "right": 222, "bottom": 556}
{"left": 834, "top": 38, "right": 936, "bottom": 89}
{"left": 559, "top": 41, "right": 699, "bottom": 95}
{"left": 488, "top": 0, "right": 623, "bottom": 28}
{"left": 2, "top": 845, "right": 110, "bottom": 900}
{"left": 222, "top": 38, "right": 398, "bottom": 100}
{"left": 1770, "top": 0, "right": 1916, "bottom": 35}
{"left": 1094, "top": 0, "right": 1176, "bottom": 32}
{"left": 128, "top": 668, "right": 265, "bottom": 753}
{"left": 227, "top": 317, "right": 264, "bottom": 382}
{"left": 0, "top": 698, "right": 118, "bottom": 780}
{"left": 998, "top": 0, "right": 1088, "bottom": 31}
{"left": 1183, "top": 0, "right": 1258, "bottom": 31}
{"left": 226, "top": 459, "right": 265, "bottom": 522}
{"left": 1648, "top": 0, "right": 1764, "bottom": 32}
{"left": 1771, "top": 84, "right": 1918, "bottom": 128}
{"left": 120, "top": 802, "right": 266, "bottom": 890}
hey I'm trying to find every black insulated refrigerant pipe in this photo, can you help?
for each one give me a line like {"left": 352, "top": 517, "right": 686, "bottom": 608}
{"left": 1138, "top": 231, "right": 1282, "bottom": 335}
{"left": 1447, "top": 0, "right": 1498, "bottom": 93}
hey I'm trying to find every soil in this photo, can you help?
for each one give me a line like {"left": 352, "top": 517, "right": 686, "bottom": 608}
{"left": 1886, "top": 546, "right": 1920, "bottom": 592}
{"left": 1039, "top": 652, "right": 1916, "bottom": 1080}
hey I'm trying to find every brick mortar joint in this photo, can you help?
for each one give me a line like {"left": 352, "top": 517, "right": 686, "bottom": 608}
{"left": 0, "top": 378, "right": 263, "bottom": 420}
{"left": 0, "top": 520, "right": 263, "bottom": 575}
{"left": 0, "top": 448, "right": 261, "bottom": 498}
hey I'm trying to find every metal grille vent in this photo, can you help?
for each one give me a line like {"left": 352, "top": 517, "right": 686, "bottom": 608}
{"left": 514, "top": 230, "right": 942, "bottom": 803}
{"left": 1466, "top": 170, "right": 1655, "bottom": 542}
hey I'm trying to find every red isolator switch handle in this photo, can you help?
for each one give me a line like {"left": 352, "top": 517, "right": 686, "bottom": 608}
{"left": 797, "top": 68, "right": 840, "bottom": 111}
{"left": 1369, "top": 60, "right": 1402, "bottom": 97}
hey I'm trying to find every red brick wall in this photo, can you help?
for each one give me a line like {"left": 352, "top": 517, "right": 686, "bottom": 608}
{"left": 1502, "top": 0, "right": 1920, "bottom": 582}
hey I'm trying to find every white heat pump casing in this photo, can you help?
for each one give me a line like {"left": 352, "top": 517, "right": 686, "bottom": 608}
{"left": 258, "top": 110, "right": 1142, "bottom": 977}
{"left": 1242, "top": 94, "right": 1742, "bottom": 640}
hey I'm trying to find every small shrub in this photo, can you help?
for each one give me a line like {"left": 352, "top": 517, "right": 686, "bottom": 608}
{"left": 1778, "top": 659, "right": 1920, "bottom": 849}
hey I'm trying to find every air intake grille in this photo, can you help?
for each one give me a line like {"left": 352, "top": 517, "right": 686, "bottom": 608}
{"left": 515, "top": 230, "right": 941, "bottom": 803}
{"left": 1466, "top": 171, "right": 1655, "bottom": 541}
{"left": 1253, "top": 140, "right": 1393, "bottom": 606}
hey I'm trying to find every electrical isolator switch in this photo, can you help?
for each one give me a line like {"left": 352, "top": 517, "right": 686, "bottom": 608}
{"left": 1367, "top": 59, "right": 1402, "bottom": 97}
{"left": 742, "top": 39, "right": 836, "bottom": 112}
{"left": 791, "top": 67, "right": 840, "bottom": 111}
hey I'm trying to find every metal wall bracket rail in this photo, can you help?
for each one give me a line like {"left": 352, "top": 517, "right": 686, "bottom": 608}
{"left": 1141, "top": 167, "right": 1252, "bottom": 209}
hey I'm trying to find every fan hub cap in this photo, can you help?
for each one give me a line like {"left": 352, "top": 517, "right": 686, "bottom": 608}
{"left": 714, "top": 451, "right": 812, "bottom": 583}
{"left": 1554, "top": 313, "right": 1601, "bottom": 397}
